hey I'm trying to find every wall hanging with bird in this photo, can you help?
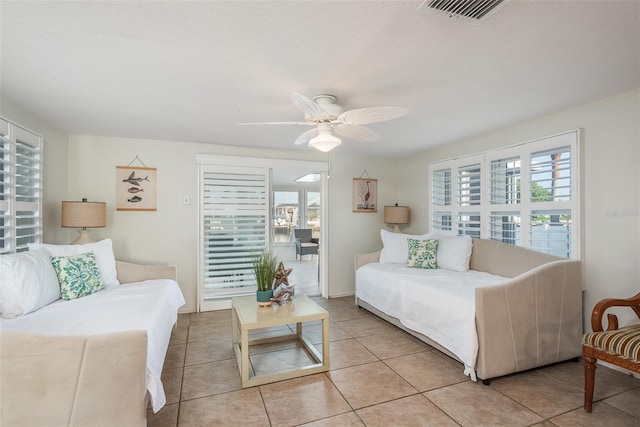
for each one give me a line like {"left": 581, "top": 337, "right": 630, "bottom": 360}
{"left": 353, "top": 178, "right": 377, "bottom": 213}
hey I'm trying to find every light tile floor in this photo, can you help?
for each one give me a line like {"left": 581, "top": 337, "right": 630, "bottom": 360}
{"left": 149, "top": 296, "right": 640, "bottom": 427}
{"left": 286, "top": 257, "right": 319, "bottom": 296}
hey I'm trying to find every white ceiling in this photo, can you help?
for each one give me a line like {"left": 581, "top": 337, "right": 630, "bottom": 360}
{"left": 2, "top": 1, "right": 639, "bottom": 159}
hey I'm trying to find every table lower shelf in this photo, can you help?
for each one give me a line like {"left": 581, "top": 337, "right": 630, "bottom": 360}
{"left": 232, "top": 323, "right": 330, "bottom": 388}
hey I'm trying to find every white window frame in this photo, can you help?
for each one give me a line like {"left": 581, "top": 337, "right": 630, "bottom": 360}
{"left": 0, "top": 117, "right": 43, "bottom": 254}
{"left": 429, "top": 130, "right": 580, "bottom": 259}
{"left": 429, "top": 154, "right": 484, "bottom": 236}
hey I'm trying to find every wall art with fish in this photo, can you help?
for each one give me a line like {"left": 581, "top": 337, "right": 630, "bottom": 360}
{"left": 116, "top": 166, "right": 158, "bottom": 211}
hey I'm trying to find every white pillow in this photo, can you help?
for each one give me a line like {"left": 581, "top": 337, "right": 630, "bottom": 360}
{"left": 432, "top": 234, "right": 473, "bottom": 272}
{"left": 0, "top": 248, "right": 61, "bottom": 318}
{"left": 28, "top": 238, "right": 120, "bottom": 286}
{"left": 379, "top": 229, "right": 433, "bottom": 264}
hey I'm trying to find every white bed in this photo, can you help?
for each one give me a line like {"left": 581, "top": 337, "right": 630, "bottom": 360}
{"left": 0, "top": 278, "right": 185, "bottom": 412}
{"left": 356, "top": 263, "right": 510, "bottom": 379}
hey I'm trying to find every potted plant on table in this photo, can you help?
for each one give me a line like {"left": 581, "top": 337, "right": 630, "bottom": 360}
{"left": 252, "top": 249, "right": 279, "bottom": 307}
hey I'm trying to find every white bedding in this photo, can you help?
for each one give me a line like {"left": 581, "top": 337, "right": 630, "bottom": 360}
{"left": 356, "top": 263, "right": 509, "bottom": 379}
{"left": 0, "top": 279, "right": 185, "bottom": 412}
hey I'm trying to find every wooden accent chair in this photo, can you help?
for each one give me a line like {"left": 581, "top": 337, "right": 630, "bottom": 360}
{"left": 582, "top": 292, "right": 640, "bottom": 412}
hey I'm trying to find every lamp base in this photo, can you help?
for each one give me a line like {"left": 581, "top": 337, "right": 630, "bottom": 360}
{"left": 391, "top": 224, "right": 403, "bottom": 233}
{"left": 70, "top": 229, "right": 96, "bottom": 245}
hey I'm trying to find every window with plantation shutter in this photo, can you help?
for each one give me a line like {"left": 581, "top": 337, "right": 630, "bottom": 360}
{"left": 530, "top": 209, "right": 572, "bottom": 258}
{"left": 431, "top": 211, "right": 453, "bottom": 231}
{"left": 199, "top": 165, "right": 269, "bottom": 310}
{"left": 431, "top": 168, "right": 451, "bottom": 207}
{"left": 530, "top": 146, "right": 571, "bottom": 203}
{"left": 431, "top": 168, "right": 452, "bottom": 231}
{"left": 457, "top": 212, "right": 481, "bottom": 237}
{"left": 489, "top": 211, "right": 521, "bottom": 245}
{"left": 456, "top": 163, "right": 482, "bottom": 237}
{"left": 489, "top": 156, "right": 520, "bottom": 205}
{"left": 0, "top": 118, "right": 42, "bottom": 254}
{"left": 456, "top": 163, "right": 481, "bottom": 207}
{"left": 430, "top": 158, "right": 483, "bottom": 232}
{"left": 429, "top": 130, "right": 579, "bottom": 259}
{"left": 488, "top": 154, "right": 522, "bottom": 245}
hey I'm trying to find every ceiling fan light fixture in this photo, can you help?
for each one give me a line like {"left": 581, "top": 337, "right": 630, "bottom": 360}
{"left": 309, "top": 133, "right": 342, "bottom": 152}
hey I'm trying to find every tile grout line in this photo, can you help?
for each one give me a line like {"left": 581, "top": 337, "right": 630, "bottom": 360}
{"left": 158, "top": 306, "right": 640, "bottom": 426}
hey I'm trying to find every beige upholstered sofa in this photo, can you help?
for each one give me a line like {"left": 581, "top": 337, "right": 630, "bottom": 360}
{"left": 355, "top": 238, "right": 583, "bottom": 383}
{"left": 1, "top": 261, "right": 180, "bottom": 427}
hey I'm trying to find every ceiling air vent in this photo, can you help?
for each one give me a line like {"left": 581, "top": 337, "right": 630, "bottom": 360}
{"left": 426, "top": 0, "right": 509, "bottom": 23}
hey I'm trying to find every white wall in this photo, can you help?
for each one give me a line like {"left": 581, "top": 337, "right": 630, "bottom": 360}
{"left": 65, "top": 135, "right": 399, "bottom": 310}
{"left": 398, "top": 88, "right": 640, "bottom": 331}
{"left": 324, "top": 153, "right": 402, "bottom": 297}
{"left": 1, "top": 98, "right": 69, "bottom": 244}
{"left": 6, "top": 88, "right": 638, "bottom": 328}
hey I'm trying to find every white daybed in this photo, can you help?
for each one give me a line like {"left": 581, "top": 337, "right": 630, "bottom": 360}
{"left": 355, "top": 233, "right": 583, "bottom": 383}
{"left": 0, "top": 240, "right": 185, "bottom": 427}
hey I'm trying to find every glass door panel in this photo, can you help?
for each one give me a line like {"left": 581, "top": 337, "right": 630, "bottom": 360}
{"left": 306, "top": 191, "right": 320, "bottom": 240}
{"left": 273, "top": 191, "right": 299, "bottom": 243}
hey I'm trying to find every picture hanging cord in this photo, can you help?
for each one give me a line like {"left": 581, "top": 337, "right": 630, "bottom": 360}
{"left": 359, "top": 169, "right": 371, "bottom": 179}
{"left": 126, "top": 155, "right": 148, "bottom": 168}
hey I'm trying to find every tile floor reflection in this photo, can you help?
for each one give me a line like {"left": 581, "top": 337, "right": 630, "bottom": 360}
{"left": 285, "top": 257, "right": 319, "bottom": 296}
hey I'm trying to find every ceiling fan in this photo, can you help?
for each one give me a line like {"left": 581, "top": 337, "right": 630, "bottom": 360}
{"left": 239, "top": 93, "right": 409, "bottom": 152}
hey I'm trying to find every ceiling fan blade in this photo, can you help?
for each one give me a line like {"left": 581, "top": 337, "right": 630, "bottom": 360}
{"left": 291, "top": 93, "right": 329, "bottom": 120}
{"left": 295, "top": 128, "right": 318, "bottom": 145}
{"left": 334, "top": 124, "right": 380, "bottom": 142}
{"left": 238, "top": 121, "right": 312, "bottom": 126}
{"left": 337, "top": 107, "right": 409, "bottom": 125}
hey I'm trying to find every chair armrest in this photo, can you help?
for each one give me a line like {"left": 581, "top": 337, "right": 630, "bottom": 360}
{"left": 116, "top": 260, "right": 177, "bottom": 284}
{"left": 311, "top": 238, "right": 319, "bottom": 244}
{"left": 591, "top": 291, "right": 640, "bottom": 332}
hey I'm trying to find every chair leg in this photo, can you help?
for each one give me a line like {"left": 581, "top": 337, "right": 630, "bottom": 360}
{"left": 583, "top": 355, "right": 597, "bottom": 413}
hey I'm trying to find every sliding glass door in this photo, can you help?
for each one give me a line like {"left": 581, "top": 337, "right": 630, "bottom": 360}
{"left": 305, "top": 191, "right": 320, "bottom": 240}
{"left": 199, "top": 165, "right": 269, "bottom": 311}
{"left": 197, "top": 155, "right": 329, "bottom": 311}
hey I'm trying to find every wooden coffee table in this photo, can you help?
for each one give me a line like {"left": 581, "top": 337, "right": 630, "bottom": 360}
{"left": 231, "top": 293, "right": 330, "bottom": 388}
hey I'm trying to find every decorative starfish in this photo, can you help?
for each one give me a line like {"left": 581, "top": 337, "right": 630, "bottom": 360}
{"left": 274, "top": 262, "right": 293, "bottom": 287}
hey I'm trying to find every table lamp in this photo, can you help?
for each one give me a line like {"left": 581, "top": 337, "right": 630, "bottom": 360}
{"left": 61, "top": 198, "right": 106, "bottom": 244}
{"left": 384, "top": 204, "right": 410, "bottom": 233}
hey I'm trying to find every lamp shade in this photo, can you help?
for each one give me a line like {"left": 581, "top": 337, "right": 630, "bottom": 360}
{"left": 61, "top": 200, "right": 106, "bottom": 228}
{"left": 384, "top": 205, "right": 410, "bottom": 232}
{"left": 309, "top": 133, "right": 342, "bottom": 152}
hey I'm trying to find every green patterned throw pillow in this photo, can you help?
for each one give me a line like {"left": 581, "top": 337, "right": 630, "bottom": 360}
{"left": 51, "top": 251, "right": 105, "bottom": 300}
{"left": 407, "top": 238, "right": 438, "bottom": 269}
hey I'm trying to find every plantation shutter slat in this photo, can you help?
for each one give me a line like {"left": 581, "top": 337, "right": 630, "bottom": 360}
{"left": 489, "top": 211, "right": 521, "bottom": 245}
{"left": 457, "top": 163, "right": 481, "bottom": 207}
{"left": 530, "top": 209, "right": 572, "bottom": 258}
{"left": 489, "top": 156, "right": 520, "bottom": 205}
{"left": 0, "top": 119, "right": 42, "bottom": 254}
{"left": 431, "top": 168, "right": 451, "bottom": 206}
{"left": 431, "top": 167, "right": 453, "bottom": 231}
{"left": 530, "top": 146, "right": 571, "bottom": 202}
{"left": 457, "top": 211, "right": 481, "bottom": 238}
{"left": 201, "top": 168, "right": 269, "bottom": 302}
{"left": 456, "top": 162, "right": 482, "bottom": 236}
